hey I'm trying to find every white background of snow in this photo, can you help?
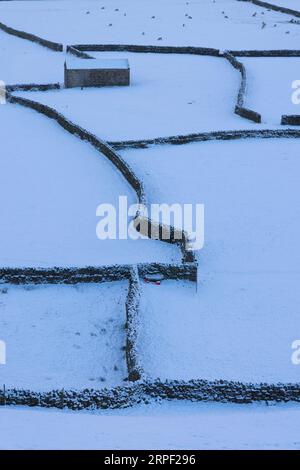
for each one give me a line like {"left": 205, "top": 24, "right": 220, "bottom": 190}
{"left": 122, "top": 139, "right": 300, "bottom": 277}
{"left": 242, "top": 57, "right": 300, "bottom": 125}
{"left": 123, "top": 138, "right": 300, "bottom": 382}
{"left": 138, "top": 279, "right": 300, "bottom": 383}
{"left": 0, "top": 0, "right": 299, "bottom": 49}
{"left": 0, "top": 103, "right": 179, "bottom": 267}
{"left": 1, "top": 401, "right": 300, "bottom": 450}
{"left": 0, "top": 0, "right": 300, "bottom": 450}
{"left": 0, "top": 282, "right": 128, "bottom": 390}
{"left": 20, "top": 52, "right": 253, "bottom": 141}
{"left": 19, "top": 50, "right": 300, "bottom": 143}
{"left": 268, "top": 0, "right": 300, "bottom": 10}
{"left": 0, "top": 29, "right": 65, "bottom": 84}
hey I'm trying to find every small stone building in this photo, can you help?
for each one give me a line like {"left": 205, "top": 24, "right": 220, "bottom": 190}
{"left": 64, "top": 57, "right": 130, "bottom": 88}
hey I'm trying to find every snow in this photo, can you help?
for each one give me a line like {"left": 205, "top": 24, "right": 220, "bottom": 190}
{"left": 19, "top": 49, "right": 300, "bottom": 142}
{"left": 123, "top": 138, "right": 300, "bottom": 382}
{"left": 268, "top": 0, "right": 300, "bottom": 11}
{"left": 66, "top": 57, "right": 129, "bottom": 70}
{"left": 1, "top": 401, "right": 300, "bottom": 449}
{"left": 241, "top": 57, "right": 300, "bottom": 125}
{"left": 1, "top": 0, "right": 300, "bottom": 450}
{"left": 0, "top": 282, "right": 128, "bottom": 390}
{"left": 122, "top": 138, "right": 300, "bottom": 275}
{"left": 0, "top": 0, "right": 299, "bottom": 50}
{"left": 0, "top": 29, "right": 64, "bottom": 85}
{"left": 16, "top": 51, "right": 262, "bottom": 142}
{"left": 0, "top": 103, "right": 180, "bottom": 267}
{"left": 138, "top": 279, "right": 300, "bottom": 383}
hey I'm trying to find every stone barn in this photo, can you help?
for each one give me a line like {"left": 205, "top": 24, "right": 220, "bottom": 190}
{"left": 64, "top": 57, "right": 130, "bottom": 88}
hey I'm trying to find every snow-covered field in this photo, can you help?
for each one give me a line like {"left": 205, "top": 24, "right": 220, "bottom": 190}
{"left": 0, "top": 282, "right": 128, "bottom": 390}
{"left": 138, "top": 279, "right": 300, "bottom": 383}
{"left": 18, "top": 50, "right": 300, "bottom": 142}
{"left": 0, "top": 29, "right": 64, "bottom": 84}
{"left": 123, "top": 138, "right": 300, "bottom": 382}
{"left": 241, "top": 57, "right": 300, "bottom": 125}
{"left": 121, "top": 138, "right": 300, "bottom": 277}
{"left": 267, "top": 0, "right": 300, "bottom": 11}
{"left": 0, "top": 0, "right": 299, "bottom": 49}
{"left": 1, "top": 401, "right": 300, "bottom": 450}
{"left": 16, "top": 52, "right": 244, "bottom": 141}
{"left": 1, "top": 0, "right": 300, "bottom": 450}
{"left": 0, "top": 103, "right": 179, "bottom": 267}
